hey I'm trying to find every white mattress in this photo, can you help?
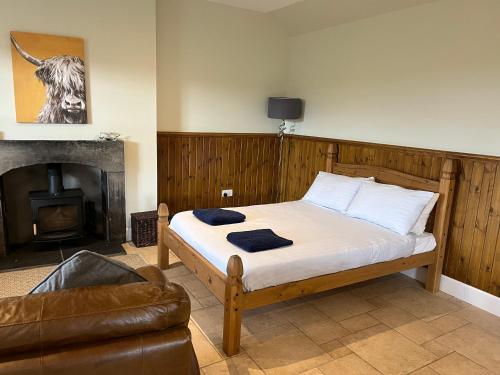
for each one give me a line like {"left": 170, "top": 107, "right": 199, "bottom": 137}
{"left": 169, "top": 201, "right": 436, "bottom": 291}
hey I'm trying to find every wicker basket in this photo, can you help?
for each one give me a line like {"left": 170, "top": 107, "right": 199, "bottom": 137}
{"left": 131, "top": 210, "right": 158, "bottom": 248}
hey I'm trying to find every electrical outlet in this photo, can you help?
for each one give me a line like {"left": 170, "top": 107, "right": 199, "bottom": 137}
{"left": 221, "top": 189, "right": 233, "bottom": 198}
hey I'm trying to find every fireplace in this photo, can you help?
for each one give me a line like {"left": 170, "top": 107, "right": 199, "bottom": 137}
{"left": 0, "top": 140, "right": 126, "bottom": 258}
{"left": 29, "top": 164, "right": 84, "bottom": 242}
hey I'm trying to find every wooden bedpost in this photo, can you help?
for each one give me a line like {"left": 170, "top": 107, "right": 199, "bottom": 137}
{"left": 325, "top": 143, "right": 339, "bottom": 173}
{"left": 157, "top": 203, "right": 170, "bottom": 270}
{"left": 426, "top": 159, "right": 457, "bottom": 293}
{"left": 223, "top": 255, "right": 244, "bottom": 356}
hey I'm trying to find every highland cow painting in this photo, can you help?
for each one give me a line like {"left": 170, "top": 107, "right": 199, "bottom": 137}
{"left": 10, "top": 31, "right": 88, "bottom": 124}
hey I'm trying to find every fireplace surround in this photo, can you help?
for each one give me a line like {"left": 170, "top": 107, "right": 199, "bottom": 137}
{"left": 0, "top": 140, "right": 125, "bottom": 257}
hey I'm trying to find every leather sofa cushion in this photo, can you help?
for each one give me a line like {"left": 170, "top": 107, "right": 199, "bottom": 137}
{"left": 0, "top": 327, "right": 200, "bottom": 375}
{"left": 0, "top": 281, "right": 190, "bottom": 356}
{"left": 30, "top": 250, "right": 147, "bottom": 294}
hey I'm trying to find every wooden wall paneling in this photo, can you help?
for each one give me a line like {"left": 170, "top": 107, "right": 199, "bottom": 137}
{"left": 157, "top": 133, "right": 281, "bottom": 216}
{"left": 478, "top": 169, "right": 500, "bottom": 292}
{"left": 251, "top": 137, "right": 260, "bottom": 205}
{"left": 214, "top": 137, "right": 222, "bottom": 207}
{"left": 491, "top": 236, "right": 500, "bottom": 295}
{"left": 157, "top": 132, "right": 500, "bottom": 296}
{"left": 235, "top": 137, "right": 244, "bottom": 207}
{"left": 445, "top": 160, "right": 473, "bottom": 278}
{"left": 280, "top": 137, "right": 338, "bottom": 201}
{"left": 195, "top": 137, "right": 203, "bottom": 209}
{"left": 467, "top": 162, "right": 497, "bottom": 286}
{"left": 454, "top": 162, "right": 485, "bottom": 282}
{"left": 278, "top": 137, "right": 289, "bottom": 202}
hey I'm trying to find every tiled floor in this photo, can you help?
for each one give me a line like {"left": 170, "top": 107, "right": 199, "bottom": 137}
{"left": 124, "top": 243, "right": 500, "bottom": 375}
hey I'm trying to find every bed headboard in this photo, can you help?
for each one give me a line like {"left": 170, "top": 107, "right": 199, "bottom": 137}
{"left": 329, "top": 159, "right": 457, "bottom": 290}
{"left": 330, "top": 162, "right": 440, "bottom": 192}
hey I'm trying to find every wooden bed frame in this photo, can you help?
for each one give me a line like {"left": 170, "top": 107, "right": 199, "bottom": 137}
{"left": 157, "top": 159, "right": 457, "bottom": 356}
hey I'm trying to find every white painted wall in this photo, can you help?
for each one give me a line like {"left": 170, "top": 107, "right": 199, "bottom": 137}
{"left": 0, "top": 0, "right": 158, "bottom": 231}
{"left": 287, "top": 0, "right": 500, "bottom": 156}
{"left": 157, "top": 0, "right": 288, "bottom": 134}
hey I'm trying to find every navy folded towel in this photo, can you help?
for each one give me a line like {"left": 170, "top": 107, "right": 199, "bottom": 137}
{"left": 193, "top": 208, "right": 246, "bottom": 226}
{"left": 227, "top": 229, "right": 293, "bottom": 253}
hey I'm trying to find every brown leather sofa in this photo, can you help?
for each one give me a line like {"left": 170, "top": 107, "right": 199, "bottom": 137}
{"left": 0, "top": 265, "right": 200, "bottom": 375}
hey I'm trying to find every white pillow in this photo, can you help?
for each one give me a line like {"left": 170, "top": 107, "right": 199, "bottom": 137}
{"left": 411, "top": 193, "right": 439, "bottom": 234}
{"left": 346, "top": 181, "right": 435, "bottom": 235}
{"left": 303, "top": 172, "right": 374, "bottom": 213}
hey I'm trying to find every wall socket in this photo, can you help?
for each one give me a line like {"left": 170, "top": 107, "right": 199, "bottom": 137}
{"left": 221, "top": 189, "right": 233, "bottom": 198}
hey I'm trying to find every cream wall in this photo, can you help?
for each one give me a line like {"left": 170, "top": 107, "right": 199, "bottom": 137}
{"left": 287, "top": 0, "right": 500, "bottom": 156}
{"left": 0, "top": 0, "right": 158, "bottom": 232}
{"left": 157, "top": 0, "right": 288, "bottom": 133}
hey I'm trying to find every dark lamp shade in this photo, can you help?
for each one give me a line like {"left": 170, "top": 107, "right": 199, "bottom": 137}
{"left": 267, "top": 97, "right": 303, "bottom": 120}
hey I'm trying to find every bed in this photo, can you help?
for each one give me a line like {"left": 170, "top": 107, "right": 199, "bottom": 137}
{"left": 157, "top": 160, "right": 457, "bottom": 356}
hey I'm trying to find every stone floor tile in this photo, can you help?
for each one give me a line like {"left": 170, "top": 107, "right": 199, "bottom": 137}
{"left": 429, "top": 352, "right": 493, "bottom": 375}
{"left": 395, "top": 319, "right": 444, "bottom": 345}
{"left": 198, "top": 295, "right": 222, "bottom": 308}
{"left": 319, "top": 353, "right": 382, "bottom": 375}
{"left": 310, "top": 291, "right": 377, "bottom": 322}
{"left": 434, "top": 324, "right": 500, "bottom": 372}
{"left": 298, "top": 369, "right": 324, "bottom": 375}
{"left": 295, "top": 318, "right": 351, "bottom": 345}
{"left": 452, "top": 306, "right": 500, "bottom": 337}
{"left": 368, "top": 305, "right": 418, "bottom": 328}
{"left": 202, "top": 353, "right": 264, "bottom": 374}
{"left": 192, "top": 304, "right": 251, "bottom": 344}
{"left": 184, "top": 278, "right": 214, "bottom": 300}
{"left": 163, "top": 262, "right": 192, "bottom": 279}
{"left": 187, "top": 289, "right": 204, "bottom": 311}
{"left": 339, "top": 313, "right": 380, "bottom": 332}
{"left": 281, "top": 303, "right": 330, "bottom": 326}
{"left": 243, "top": 325, "right": 332, "bottom": 375}
{"left": 320, "top": 339, "right": 353, "bottom": 360}
{"left": 364, "top": 296, "right": 392, "bottom": 308}
{"left": 420, "top": 339, "right": 453, "bottom": 359}
{"left": 189, "top": 320, "right": 223, "bottom": 367}
{"left": 340, "top": 324, "right": 437, "bottom": 375}
{"left": 382, "top": 287, "right": 462, "bottom": 321}
{"left": 349, "top": 274, "right": 420, "bottom": 299}
{"left": 243, "top": 308, "right": 290, "bottom": 334}
{"left": 410, "top": 366, "right": 440, "bottom": 375}
{"left": 427, "top": 313, "right": 468, "bottom": 334}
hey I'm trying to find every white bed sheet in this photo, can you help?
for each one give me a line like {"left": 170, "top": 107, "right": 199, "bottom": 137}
{"left": 169, "top": 200, "right": 436, "bottom": 291}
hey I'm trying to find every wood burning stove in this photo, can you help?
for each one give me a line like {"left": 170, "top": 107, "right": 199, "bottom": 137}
{"left": 29, "top": 164, "right": 84, "bottom": 242}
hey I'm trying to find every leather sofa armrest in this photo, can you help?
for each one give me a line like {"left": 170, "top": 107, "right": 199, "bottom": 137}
{"left": 0, "top": 280, "right": 190, "bottom": 356}
{"left": 136, "top": 265, "right": 168, "bottom": 288}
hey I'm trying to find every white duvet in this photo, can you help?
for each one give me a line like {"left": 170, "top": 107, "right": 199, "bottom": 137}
{"left": 169, "top": 200, "right": 436, "bottom": 291}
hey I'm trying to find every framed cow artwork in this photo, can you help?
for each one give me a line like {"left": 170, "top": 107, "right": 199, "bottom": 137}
{"left": 10, "top": 31, "right": 88, "bottom": 124}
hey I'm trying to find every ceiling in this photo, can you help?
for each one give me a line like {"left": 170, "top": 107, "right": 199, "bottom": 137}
{"left": 207, "top": 0, "right": 304, "bottom": 13}
{"left": 271, "top": 0, "right": 437, "bottom": 36}
{"left": 207, "top": 0, "right": 437, "bottom": 35}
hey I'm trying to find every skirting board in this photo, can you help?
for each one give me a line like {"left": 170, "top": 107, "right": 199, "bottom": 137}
{"left": 401, "top": 268, "right": 500, "bottom": 317}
